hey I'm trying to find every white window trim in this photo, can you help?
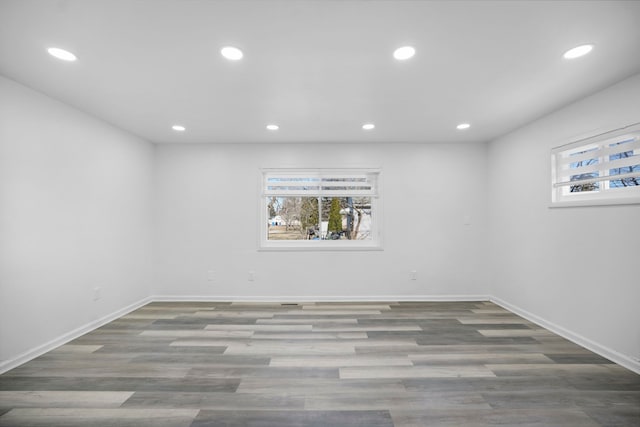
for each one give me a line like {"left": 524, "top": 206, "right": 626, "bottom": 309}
{"left": 550, "top": 122, "right": 640, "bottom": 207}
{"left": 259, "top": 168, "right": 383, "bottom": 251}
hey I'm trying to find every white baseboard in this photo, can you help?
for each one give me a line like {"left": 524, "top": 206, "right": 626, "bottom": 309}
{"left": 491, "top": 296, "right": 640, "bottom": 375}
{"left": 0, "top": 296, "right": 152, "bottom": 375}
{"left": 152, "top": 295, "right": 490, "bottom": 302}
{"left": 151, "top": 294, "right": 490, "bottom": 302}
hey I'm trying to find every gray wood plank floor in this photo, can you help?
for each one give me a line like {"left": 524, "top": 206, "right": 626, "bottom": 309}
{"left": 1, "top": 301, "right": 638, "bottom": 426}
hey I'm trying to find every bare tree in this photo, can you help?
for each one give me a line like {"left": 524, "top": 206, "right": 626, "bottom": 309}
{"left": 570, "top": 158, "right": 599, "bottom": 193}
{"left": 572, "top": 149, "right": 640, "bottom": 191}
{"left": 267, "top": 197, "right": 279, "bottom": 218}
{"left": 279, "top": 197, "right": 301, "bottom": 231}
{"left": 610, "top": 150, "right": 639, "bottom": 187}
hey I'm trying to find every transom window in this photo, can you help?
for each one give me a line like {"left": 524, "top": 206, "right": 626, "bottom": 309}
{"left": 260, "top": 169, "right": 381, "bottom": 250}
{"left": 551, "top": 123, "right": 640, "bottom": 206}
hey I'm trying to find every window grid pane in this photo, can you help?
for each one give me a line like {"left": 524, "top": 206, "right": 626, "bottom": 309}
{"left": 551, "top": 124, "right": 640, "bottom": 205}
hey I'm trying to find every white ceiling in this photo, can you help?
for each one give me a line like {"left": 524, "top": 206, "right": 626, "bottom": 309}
{"left": 1, "top": 0, "right": 640, "bottom": 144}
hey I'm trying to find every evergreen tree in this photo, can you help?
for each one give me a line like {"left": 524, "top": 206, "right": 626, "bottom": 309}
{"left": 328, "top": 198, "right": 342, "bottom": 233}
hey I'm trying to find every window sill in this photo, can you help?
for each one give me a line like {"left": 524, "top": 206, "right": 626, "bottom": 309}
{"left": 549, "top": 197, "right": 640, "bottom": 208}
{"left": 258, "top": 242, "right": 384, "bottom": 252}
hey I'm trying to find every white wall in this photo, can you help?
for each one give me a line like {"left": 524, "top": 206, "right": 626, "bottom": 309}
{"left": 0, "top": 76, "right": 154, "bottom": 370}
{"left": 153, "top": 142, "right": 488, "bottom": 300}
{"left": 487, "top": 73, "right": 640, "bottom": 371}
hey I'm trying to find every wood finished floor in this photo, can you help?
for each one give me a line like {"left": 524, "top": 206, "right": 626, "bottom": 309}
{"left": 0, "top": 301, "right": 638, "bottom": 427}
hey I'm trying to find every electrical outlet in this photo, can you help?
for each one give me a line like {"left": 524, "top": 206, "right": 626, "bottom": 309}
{"left": 93, "top": 287, "right": 101, "bottom": 301}
{"left": 248, "top": 270, "right": 255, "bottom": 281}
{"left": 410, "top": 270, "right": 417, "bottom": 280}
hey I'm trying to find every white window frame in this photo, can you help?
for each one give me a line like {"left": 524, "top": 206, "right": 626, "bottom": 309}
{"left": 551, "top": 122, "right": 640, "bottom": 207}
{"left": 259, "top": 168, "right": 383, "bottom": 251}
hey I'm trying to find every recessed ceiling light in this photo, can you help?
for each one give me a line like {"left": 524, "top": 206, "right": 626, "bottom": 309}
{"left": 362, "top": 123, "right": 375, "bottom": 130}
{"left": 47, "top": 47, "right": 77, "bottom": 61}
{"left": 221, "top": 46, "right": 243, "bottom": 60}
{"left": 456, "top": 123, "right": 471, "bottom": 130}
{"left": 393, "top": 46, "right": 415, "bottom": 60}
{"left": 563, "top": 44, "right": 593, "bottom": 60}
{"left": 172, "top": 125, "right": 186, "bottom": 131}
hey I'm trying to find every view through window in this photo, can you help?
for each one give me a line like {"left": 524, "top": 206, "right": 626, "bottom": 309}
{"left": 261, "top": 170, "right": 380, "bottom": 248}
{"left": 551, "top": 123, "right": 640, "bottom": 205}
{"left": 267, "top": 196, "right": 372, "bottom": 241}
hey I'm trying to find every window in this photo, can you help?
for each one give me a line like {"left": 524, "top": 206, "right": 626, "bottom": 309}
{"left": 551, "top": 123, "right": 640, "bottom": 206}
{"left": 260, "top": 169, "right": 381, "bottom": 250}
